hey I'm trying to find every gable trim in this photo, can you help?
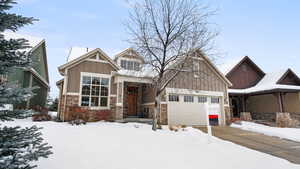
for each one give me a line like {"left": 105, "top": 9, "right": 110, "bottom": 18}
{"left": 58, "top": 48, "right": 120, "bottom": 74}
{"left": 114, "top": 48, "right": 145, "bottom": 63}
{"left": 277, "top": 69, "right": 300, "bottom": 85}
{"left": 226, "top": 56, "right": 265, "bottom": 77}
{"left": 200, "top": 53, "right": 232, "bottom": 86}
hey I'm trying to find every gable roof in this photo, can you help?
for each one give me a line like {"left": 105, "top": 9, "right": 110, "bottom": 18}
{"left": 3, "top": 31, "right": 49, "bottom": 85}
{"left": 2, "top": 31, "right": 45, "bottom": 53}
{"left": 227, "top": 56, "right": 265, "bottom": 77}
{"left": 58, "top": 48, "right": 120, "bottom": 74}
{"left": 113, "top": 48, "right": 145, "bottom": 63}
{"left": 277, "top": 68, "right": 300, "bottom": 85}
{"left": 67, "top": 47, "right": 96, "bottom": 62}
{"left": 229, "top": 69, "right": 300, "bottom": 94}
{"left": 199, "top": 52, "right": 232, "bottom": 86}
{"left": 219, "top": 56, "right": 265, "bottom": 77}
{"left": 167, "top": 49, "right": 232, "bottom": 86}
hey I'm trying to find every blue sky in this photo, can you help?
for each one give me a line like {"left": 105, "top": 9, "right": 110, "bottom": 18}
{"left": 11, "top": 0, "right": 300, "bottom": 98}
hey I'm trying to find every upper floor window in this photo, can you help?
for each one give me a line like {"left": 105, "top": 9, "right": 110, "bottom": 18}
{"left": 120, "top": 60, "right": 140, "bottom": 71}
{"left": 80, "top": 73, "right": 110, "bottom": 108}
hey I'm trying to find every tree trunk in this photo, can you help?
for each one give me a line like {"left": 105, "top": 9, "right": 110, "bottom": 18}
{"left": 152, "top": 94, "right": 161, "bottom": 131}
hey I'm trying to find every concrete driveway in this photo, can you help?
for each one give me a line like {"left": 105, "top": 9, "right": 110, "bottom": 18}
{"left": 197, "top": 126, "right": 300, "bottom": 164}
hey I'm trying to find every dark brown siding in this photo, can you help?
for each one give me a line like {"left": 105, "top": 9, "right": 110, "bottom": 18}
{"left": 278, "top": 71, "right": 300, "bottom": 86}
{"left": 67, "top": 61, "right": 116, "bottom": 93}
{"left": 227, "top": 60, "right": 264, "bottom": 89}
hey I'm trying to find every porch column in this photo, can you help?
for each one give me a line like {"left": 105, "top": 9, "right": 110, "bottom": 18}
{"left": 277, "top": 92, "right": 284, "bottom": 112}
{"left": 241, "top": 95, "right": 247, "bottom": 112}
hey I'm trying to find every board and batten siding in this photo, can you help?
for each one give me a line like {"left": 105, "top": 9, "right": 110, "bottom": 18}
{"left": 166, "top": 58, "right": 229, "bottom": 104}
{"left": 67, "top": 61, "right": 116, "bottom": 93}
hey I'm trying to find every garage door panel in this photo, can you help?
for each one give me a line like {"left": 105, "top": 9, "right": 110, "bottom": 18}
{"left": 168, "top": 102, "right": 207, "bottom": 126}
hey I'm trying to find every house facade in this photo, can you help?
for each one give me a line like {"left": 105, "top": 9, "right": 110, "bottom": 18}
{"left": 3, "top": 32, "right": 50, "bottom": 109}
{"left": 220, "top": 56, "right": 300, "bottom": 122}
{"left": 57, "top": 47, "right": 231, "bottom": 126}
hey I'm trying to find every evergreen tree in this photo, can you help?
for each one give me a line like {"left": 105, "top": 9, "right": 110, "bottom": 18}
{"left": 49, "top": 98, "right": 58, "bottom": 112}
{"left": 0, "top": 0, "right": 52, "bottom": 169}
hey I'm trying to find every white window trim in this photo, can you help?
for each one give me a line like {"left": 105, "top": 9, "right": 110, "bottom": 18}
{"left": 79, "top": 72, "right": 111, "bottom": 110}
{"left": 183, "top": 95, "right": 194, "bottom": 103}
{"left": 117, "top": 57, "right": 143, "bottom": 65}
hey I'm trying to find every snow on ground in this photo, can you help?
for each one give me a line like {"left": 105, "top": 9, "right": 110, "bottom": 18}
{"left": 231, "top": 121, "right": 300, "bottom": 143}
{"left": 4, "top": 119, "right": 300, "bottom": 169}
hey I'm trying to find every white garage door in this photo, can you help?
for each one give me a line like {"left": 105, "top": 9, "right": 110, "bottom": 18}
{"left": 167, "top": 94, "right": 221, "bottom": 126}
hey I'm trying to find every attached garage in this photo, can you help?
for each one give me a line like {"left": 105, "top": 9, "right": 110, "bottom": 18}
{"left": 166, "top": 88, "right": 224, "bottom": 126}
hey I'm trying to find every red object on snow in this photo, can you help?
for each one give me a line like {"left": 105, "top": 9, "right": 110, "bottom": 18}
{"left": 209, "top": 115, "right": 218, "bottom": 119}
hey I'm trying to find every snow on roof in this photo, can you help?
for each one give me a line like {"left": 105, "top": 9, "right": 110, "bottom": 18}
{"left": 117, "top": 66, "right": 156, "bottom": 78}
{"left": 2, "top": 31, "right": 44, "bottom": 52}
{"left": 228, "top": 69, "right": 300, "bottom": 94}
{"left": 67, "top": 47, "right": 96, "bottom": 62}
{"left": 255, "top": 69, "right": 287, "bottom": 87}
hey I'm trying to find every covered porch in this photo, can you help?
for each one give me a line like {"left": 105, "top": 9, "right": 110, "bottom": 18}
{"left": 114, "top": 75, "right": 155, "bottom": 121}
{"left": 229, "top": 88, "right": 300, "bottom": 121}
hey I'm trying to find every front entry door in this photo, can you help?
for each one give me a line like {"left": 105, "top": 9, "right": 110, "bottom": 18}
{"left": 127, "top": 87, "right": 138, "bottom": 116}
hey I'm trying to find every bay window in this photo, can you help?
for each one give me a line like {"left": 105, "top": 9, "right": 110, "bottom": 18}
{"left": 80, "top": 73, "right": 110, "bottom": 108}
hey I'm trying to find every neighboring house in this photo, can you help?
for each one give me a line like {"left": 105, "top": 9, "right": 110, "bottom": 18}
{"left": 3, "top": 32, "right": 50, "bottom": 109}
{"left": 57, "top": 47, "right": 231, "bottom": 126}
{"left": 220, "top": 56, "right": 300, "bottom": 121}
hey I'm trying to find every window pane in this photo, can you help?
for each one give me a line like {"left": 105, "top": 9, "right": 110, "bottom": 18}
{"left": 91, "top": 97, "right": 99, "bottom": 106}
{"left": 82, "top": 76, "right": 91, "bottom": 84}
{"left": 211, "top": 97, "right": 220, "bottom": 104}
{"left": 198, "top": 96, "right": 207, "bottom": 103}
{"left": 92, "top": 77, "right": 100, "bottom": 85}
{"left": 128, "top": 61, "right": 134, "bottom": 70}
{"left": 134, "top": 62, "right": 140, "bottom": 71}
{"left": 169, "top": 95, "right": 179, "bottom": 102}
{"left": 101, "top": 86, "right": 108, "bottom": 96}
{"left": 81, "top": 96, "right": 90, "bottom": 106}
{"left": 121, "top": 60, "right": 126, "bottom": 69}
{"left": 81, "top": 85, "right": 90, "bottom": 95}
{"left": 101, "top": 78, "right": 109, "bottom": 85}
{"left": 184, "top": 96, "right": 194, "bottom": 102}
{"left": 100, "top": 97, "right": 108, "bottom": 107}
{"left": 91, "top": 86, "right": 100, "bottom": 96}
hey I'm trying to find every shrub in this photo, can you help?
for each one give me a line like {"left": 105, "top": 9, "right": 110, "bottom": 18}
{"left": 69, "top": 119, "right": 86, "bottom": 125}
{"left": 32, "top": 113, "right": 52, "bottom": 121}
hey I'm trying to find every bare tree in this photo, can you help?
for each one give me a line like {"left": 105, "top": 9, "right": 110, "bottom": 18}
{"left": 126, "top": 0, "right": 217, "bottom": 130}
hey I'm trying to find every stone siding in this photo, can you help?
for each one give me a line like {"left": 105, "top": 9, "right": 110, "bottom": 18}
{"left": 60, "top": 94, "right": 116, "bottom": 122}
{"left": 251, "top": 112, "right": 300, "bottom": 122}
{"left": 251, "top": 112, "right": 277, "bottom": 122}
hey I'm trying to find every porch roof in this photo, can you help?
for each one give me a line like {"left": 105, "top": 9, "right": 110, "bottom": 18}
{"left": 229, "top": 84, "right": 300, "bottom": 95}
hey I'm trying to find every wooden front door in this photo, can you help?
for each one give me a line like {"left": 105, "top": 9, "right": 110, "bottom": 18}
{"left": 127, "top": 87, "right": 138, "bottom": 116}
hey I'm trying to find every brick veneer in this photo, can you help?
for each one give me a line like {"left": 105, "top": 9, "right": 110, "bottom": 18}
{"left": 60, "top": 94, "right": 116, "bottom": 122}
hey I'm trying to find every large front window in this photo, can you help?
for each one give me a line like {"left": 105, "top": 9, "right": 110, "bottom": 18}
{"left": 80, "top": 74, "right": 110, "bottom": 108}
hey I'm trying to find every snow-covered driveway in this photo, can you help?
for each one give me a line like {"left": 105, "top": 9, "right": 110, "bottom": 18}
{"left": 4, "top": 119, "right": 300, "bottom": 169}
{"left": 231, "top": 121, "right": 300, "bottom": 142}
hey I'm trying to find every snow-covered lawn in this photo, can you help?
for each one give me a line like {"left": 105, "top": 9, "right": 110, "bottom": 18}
{"left": 4, "top": 119, "right": 300, "bottom": 169}
{"left": 231, "top": 121, "right": 300, "bottom": 143}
